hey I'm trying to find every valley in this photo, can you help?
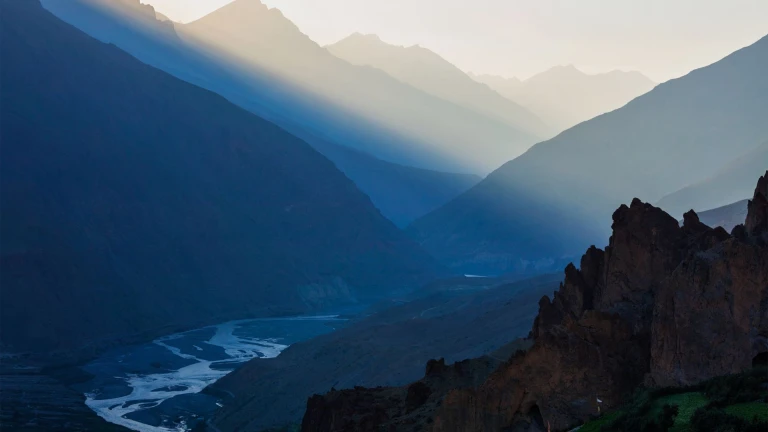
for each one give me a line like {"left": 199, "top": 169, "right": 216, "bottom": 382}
{"left": 77, "top": 316, "right": 344, "bottom": 431}
{"left": 1, "top": 1, "right": 767, "bottom": 431}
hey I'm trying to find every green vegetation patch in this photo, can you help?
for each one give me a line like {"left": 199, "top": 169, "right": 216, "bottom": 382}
{"left": 578, "top": 410, "right": 623, "bottom": 432}
{"left": 724, "top": 402, "right": 768, "bottom": 422}
{"left": 578, "top": 368, "right": 768, "bottom": 432}
{"left": 651, "top": 392, "right": 707, "bottom": 432}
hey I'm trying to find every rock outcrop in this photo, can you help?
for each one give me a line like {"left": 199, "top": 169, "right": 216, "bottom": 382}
{"left": 302, "top": 172, "right": 768, "bottom": 431}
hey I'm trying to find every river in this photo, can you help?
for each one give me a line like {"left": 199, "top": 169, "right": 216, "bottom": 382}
{"left": 73, "top": 316, "right": 345, "bottom": 431}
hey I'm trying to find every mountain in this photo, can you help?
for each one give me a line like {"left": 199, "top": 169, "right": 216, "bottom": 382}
{"left": 467, "top": 72, "right": 523, "bottom": 101}
{"left": 408, "top": 35, "right": 768, "bottom": 275}
{"left": 0, "top": 0, "right": 444, "bottom": 354}
{"left": 657, "top": 140, "right": 768, "bottom": 217}
{"left": 303, "top": 172, "right": 768, "bottom": 431}
{"left": 693, "top": 199, "right": 749, "bottom": 233}
{"left": 472, "top": 66, "right": 656, "bottom": 132}
{"left": 311, "top": 139, "right": 481, "bottom": 227}
{"left": 326, "top": 33, "right": 551, "bottom": 138}
{"left": 40, "top": 0, "right": 489, "bottom": 226}
{"left": 207, "top": 273, "right": 560, "bottom": 431}
{"left": 177, "top": 0, "right": 541, "bottom": 173}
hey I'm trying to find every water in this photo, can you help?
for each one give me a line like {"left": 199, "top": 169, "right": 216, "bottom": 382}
{"left": 76, "top": 316, "right": 344, "bottom": 431}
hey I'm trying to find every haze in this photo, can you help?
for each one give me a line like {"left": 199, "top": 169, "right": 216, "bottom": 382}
{"left": 145, "top": 0, "right": 768, "bottom": 81}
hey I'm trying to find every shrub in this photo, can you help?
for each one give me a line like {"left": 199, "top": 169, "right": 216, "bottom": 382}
{"left": 690, "top": 407, "right": 768, "bottom": 432}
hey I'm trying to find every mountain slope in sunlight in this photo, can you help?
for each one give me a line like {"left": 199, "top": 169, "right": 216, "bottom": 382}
{"left": 41, "top": 0, "right": 489, "bottom": 225}
{"left": 178, "top": 0, "right": 541, "bottom": 173}
{"left": 472, "top": 66, "right": 656, "bottom": 132}
{"left": 0, "top": 0, "right": 444, "bottom": 353}
{"left": 657, "top": 140, "right": 768, "bottom": 217}
{"left": 326, "top": 33, "right": 551, "bottom": 138}
{"left": 409, "top": 34, "right": 768, "bottom": 275}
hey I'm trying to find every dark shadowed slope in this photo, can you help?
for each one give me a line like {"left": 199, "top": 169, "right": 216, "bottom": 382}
{"left": 311, "top": 139, "right": 481, "bottom": 227}
{"left": 657, "top": 140, "right": 768, "bottom": 217}
{"left": 473, "top": 66, "right": 656, "bottom": 132}
{"left": 208, "top": 273, "right": 560, "bottom": 431}
{"left": 0, "top": 0, "right": 444, "bottom": 354}
{"left": 40, "top": 0, "right": 486, "bottom": 225}
{"left": 409, "top": 34, "right": 768, "bottom": 275}
{"left": 326, "top": 33, "right": 551, "bottom": 138}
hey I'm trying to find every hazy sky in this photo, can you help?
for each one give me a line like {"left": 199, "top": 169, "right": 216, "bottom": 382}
{"left": 144, "top": 0, "right": 768, "bottom": 81}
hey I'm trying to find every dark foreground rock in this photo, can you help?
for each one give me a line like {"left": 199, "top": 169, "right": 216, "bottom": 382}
{"left": 302, "top": 172, "right": 768, "bottom": 431}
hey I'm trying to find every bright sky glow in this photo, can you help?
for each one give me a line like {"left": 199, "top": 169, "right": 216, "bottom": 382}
{"left": 144, "top": 0, "right": 768, "bottom": 81}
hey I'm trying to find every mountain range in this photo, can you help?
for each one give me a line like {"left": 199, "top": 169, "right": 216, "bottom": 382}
{"left": 0, "top": 0, "right": 444, "bottom": 354}
{"left": 409, "top": 34, "right": 768, "bottom": 275}
{"left": 326, "top": 33, "right": 552, "bottom": 138}
{"left": 177, "top": 0, "right": 543, "bottom": 173}
{"left": 470, "top": 66, "right": 656, "bottom": 132}
{"left": 40, "top": 0, "right": 484, "bottom": 226}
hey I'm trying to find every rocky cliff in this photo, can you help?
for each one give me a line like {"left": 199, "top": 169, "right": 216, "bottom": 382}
{"left": 302, "top": 172, "right": 768, "bottom": 431}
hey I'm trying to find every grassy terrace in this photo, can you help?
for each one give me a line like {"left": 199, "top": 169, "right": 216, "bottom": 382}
{"left": 578, "top": 368, "right": 768, "bottom": 432}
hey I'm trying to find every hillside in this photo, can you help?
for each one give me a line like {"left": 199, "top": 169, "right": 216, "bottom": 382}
{"left": 473, "top": 66, "right": 655, "bottom": 132}
{"left": 409, "top": 34, "right": 768, "bottom": 275}
{"left": 176, "top": 0, "right": 541, "bottom": 174}
{"left": 304, "top": 172, "right": 768, "bottom": 431}
{"left": 40, "top": 0, "right": 494, "bottom": 225}
{"left": 311, "top": 139, "right": 481, "bottom": 227}
{"left": 326, "top": 33, "right": 551, "bottom": 138}
{"left": 657, "top": 140, "right": 768, "bottom": 217}
{"left": 208, "top": 273, "right": 560, "bottom": 431}
{"left": 0, "top": 0, "right": 443, "bottom": 354}
{"left": 689, "top": 199, "right": 749, "bottom": 233}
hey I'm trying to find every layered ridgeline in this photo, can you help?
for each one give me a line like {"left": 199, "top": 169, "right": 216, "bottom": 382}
{"left": 471, "top": 66, "right": 656, "bottom": 132}
{"left": 326, "top": 33, "right": 551, "bottom": 138}
{"left": 40, "top": 0, "right": 482, "bottom": 226}
{"left": 303, "top": 172, "right": 768, "bottom": 432}
{"left": 0, "top": 0, "right": 444, "bottom": 354}
{"left": 409, "top": 34, "right": 768, "bottom": 275}
{"left": 178, "top": 0, "right": 543, "bottom": 173}
{"left": 657, "top": 140, "right": 768, "bottom": 218}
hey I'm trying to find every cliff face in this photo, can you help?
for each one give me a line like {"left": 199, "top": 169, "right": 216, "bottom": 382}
{"left": 302, "top": 172, "right": 768, "bottom": 431}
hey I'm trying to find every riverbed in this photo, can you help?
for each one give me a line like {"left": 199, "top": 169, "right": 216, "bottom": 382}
{"left": 74, "top": 316, "right": 344, "bottom": 431}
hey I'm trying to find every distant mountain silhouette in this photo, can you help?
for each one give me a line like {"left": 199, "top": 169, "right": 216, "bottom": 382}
{"left": 40, "top": 0, "right": 492, "bottom": 225}
{"left": 472, "top": 66, "right": 655, "bottom": 131}
{"left": 0, "top": 0, "right": 445, "bottom": 353}
{"left": 467, "top": 72, "right": 523, "bottom": 100}
{"left": 409, "top": 35, "right": 768, "bottom": 275}
{"left": 327, "top": 33, "right": 551, "bottom": 138}
{"left": 657, "top": 140, "right": 768, "bottom": 217}
{"left": 177, "top": 0, "right": 541, "bottom": 173}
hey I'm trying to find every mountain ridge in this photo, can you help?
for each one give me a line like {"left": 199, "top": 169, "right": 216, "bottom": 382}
{"left": 409, "top": 33, "right": 768, "bottom": 275}
{"left": 471, "top": 65, "right": 656, "bottom": 131}
{"left": 0, "top": 0, "right": 444, "bottom": 354}
{"left": 326, "top": 32, "right": 552, "bottom": 138}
